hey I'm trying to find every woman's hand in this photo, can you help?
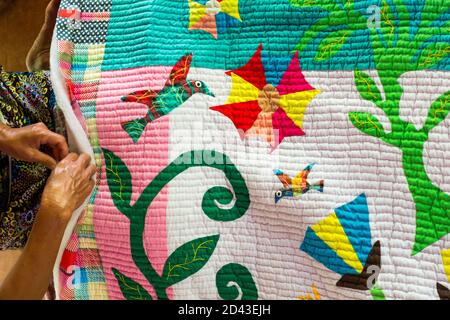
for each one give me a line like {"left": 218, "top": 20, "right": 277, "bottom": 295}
{"left": 40, "top": 153, "right": 96, "bottom": 221}
{"left": 0, "top": 122, "right": 69, "bottom": 169}
{"left": 0, "top": 152, "right": 96, "bottom": 300}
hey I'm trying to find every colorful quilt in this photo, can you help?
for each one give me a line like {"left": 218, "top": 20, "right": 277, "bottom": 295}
{"left": 52, "top": 0, "right": 450, "bottom": 300}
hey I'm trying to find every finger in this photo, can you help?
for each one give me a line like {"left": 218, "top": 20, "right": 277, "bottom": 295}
{"left": 33, "top": 122, "right": 48, "bottom": 130}
{"left": 30, "top": 123, "right": 65, "bottom": 160}
{"left": 39, "top": 131, "right": 69, "bottom": 161}
{"left": 81, "top": 164, "right": 97, "bottom": 181}
{"left": 48, "top": 147, "right": 59, "bottom": 163}
{"left": 87, "top": 180, "right": 95, "bottom": 194}
{"left": 82, "top": 180, "right": 95, "bottom": 194}
{"left": 76, "top": 153, "right": 92, "bottom": 169}
{"left": 29, "top": 149, "right": 57, "bottom": 169}
{"left": 77, "top": 181, "right": 95, "bottom": 209}
{"left": 60, "top": 152, "right": 79, "bottom": 164}
{"left": 42, "top": 142, "right": 60, "bottom": 163}
{"left": 30, "top": 122, "right": 48, "bottom": 137}
{"left": 82, "top": 180, "right": 95, "bottom": 198}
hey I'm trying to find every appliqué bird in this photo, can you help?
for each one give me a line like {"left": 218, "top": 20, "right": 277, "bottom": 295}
{"left": 274, "top": 163, "right": 324, "bottom": 204}
{"left": 121, "top": 54, "right": 215, "bottom": 143}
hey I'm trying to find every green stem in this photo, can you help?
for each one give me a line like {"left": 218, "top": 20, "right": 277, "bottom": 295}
{"left": 369, "top": 36, "right": 450, "bottom": 253}
{"left": 129, "top": 215, "right": 169, "bottom": 300}
{"left": 400, "top": 137, "right": 450, "bottom": 254}
{"left": 126, "top": 151, "right": 250, "bottom": 299}
{"left": 216, "top": 264, "right": 258, "bottom": 300}
{"left": 133, "top": 151, "right": 249, "bottom": 222}
{"left": 360, "top": 64, "right": 450, "bottom": 254}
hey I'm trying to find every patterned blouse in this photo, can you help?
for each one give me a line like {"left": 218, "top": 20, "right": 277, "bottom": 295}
{"left": 0, "top": 66, "right": 64, "bottom": 249}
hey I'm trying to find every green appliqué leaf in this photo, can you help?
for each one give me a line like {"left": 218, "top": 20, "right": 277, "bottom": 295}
{"left": 162, "top": 235, "right": 220, "bottom": 287}
{"left": 423, "top": 91, "right": 450, "bottom": 132}
{"left": 415, "top": 42, "right": 450, "bottom": 69}
{"left": 355, "top": 70, "right": 383, "bottom": 104}
{"left": 349, "top": 112, "right": 386, "bottom": 138}
{"left": 112, "top": 268, "right": 152, "bottom": 300}
{"left": 315, "top": 28, "right": 353, "bottom": 62}
{"left": 103, "top": 148, "right": 132, "bottom": 213}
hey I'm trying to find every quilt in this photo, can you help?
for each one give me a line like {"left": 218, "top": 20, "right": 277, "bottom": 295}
{"left": 51, "top": 0, "right": 450, "bottom": 300}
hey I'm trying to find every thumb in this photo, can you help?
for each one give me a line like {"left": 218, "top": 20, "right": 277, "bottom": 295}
{"left": 30, "top": 149, "right": 57, "bottom": 169}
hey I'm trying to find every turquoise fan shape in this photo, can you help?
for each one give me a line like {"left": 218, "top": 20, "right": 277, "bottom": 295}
{"left": 300, "top": 194, "right": 382, "bottom": 291}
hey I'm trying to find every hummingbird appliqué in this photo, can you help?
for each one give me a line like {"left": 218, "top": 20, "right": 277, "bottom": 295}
{"left": 121, "top": 54, "right": 215, "bottom": 142}
{"left": 273, "top": 163, "right": 324, "bottom": 204}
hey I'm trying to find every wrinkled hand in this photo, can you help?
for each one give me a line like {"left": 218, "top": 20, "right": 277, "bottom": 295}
{"left": 41, "top": 153, "right": 96, "bottom": 218}
{"left": 0, "top": 122, "right": 69, "bottom": 169}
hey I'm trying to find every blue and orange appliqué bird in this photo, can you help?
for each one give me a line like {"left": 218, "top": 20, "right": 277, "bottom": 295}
{"left": 121, "top": 54, "right": 215, "bottom": 143}
{"left": 273, "top": 164, "right": 324, "bottom": 204}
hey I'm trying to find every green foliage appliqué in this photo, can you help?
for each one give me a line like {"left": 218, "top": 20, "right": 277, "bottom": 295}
{"left": 103, "top": 149, "right": 258, "bottom": 300}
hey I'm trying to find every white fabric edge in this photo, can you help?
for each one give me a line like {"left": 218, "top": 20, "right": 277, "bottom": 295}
{"left": 50, "top": 32, "right": 96, "bottom": 300}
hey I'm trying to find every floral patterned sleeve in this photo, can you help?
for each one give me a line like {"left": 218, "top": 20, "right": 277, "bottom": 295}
{"left": 0, "top": 66, "right": 62, "bottom": 249}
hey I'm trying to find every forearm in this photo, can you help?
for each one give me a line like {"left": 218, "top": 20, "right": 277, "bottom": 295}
{"left": 0, "top": 123, "right": 10, "bottom": 153}
{"left": 0, "top": 206, "right": 70, "bottom": 300}
{"left": 26, "top": 19, "right": 53, "bottom": 71}
{"left": 26, "top": 0, "right": 60, "bottom": 72}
